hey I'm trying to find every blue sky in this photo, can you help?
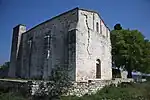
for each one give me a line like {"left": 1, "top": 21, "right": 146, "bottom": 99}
{"left": 0, "top": 0, "right": 150, "bottom": 64}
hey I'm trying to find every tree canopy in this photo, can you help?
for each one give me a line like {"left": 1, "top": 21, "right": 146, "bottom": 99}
{"left": 0, "top": 62, "right": 9, "bottom": 78}
{"left": 114, "top": 23, "right": 122, "bottom": 30}
{"left": 111, "top": 24, "right": 150, "bottom": 77}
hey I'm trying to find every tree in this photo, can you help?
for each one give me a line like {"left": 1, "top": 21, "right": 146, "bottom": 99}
{"left": 0, "top": 62, "right": 9, "bottom": 68}
{"left": 114, "top": 23, "right": 122, "bottom": 30}
{"left": 0, "top": 62, "right": 10, "bottom": 78}
{"left": 138, "top": 40, "right": 150, "bottom": 73}
{"left": 111, "top": 25, "right": 150, "bottom": 78}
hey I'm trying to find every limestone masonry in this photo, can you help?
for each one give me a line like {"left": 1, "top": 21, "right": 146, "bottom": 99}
{"left": 8, "top": 7, "right": 112, "bottom": 82}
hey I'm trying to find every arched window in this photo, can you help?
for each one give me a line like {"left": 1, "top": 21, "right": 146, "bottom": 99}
{"left": 96, "top": 22, "right": 99, "bottom": 32}
{"left": 96, "top": 59, "right": 101, "bottom": 78}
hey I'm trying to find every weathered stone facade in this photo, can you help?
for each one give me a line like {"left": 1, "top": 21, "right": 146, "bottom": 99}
{"left": 76, "top": 9, "right": 112, "bottom": 81}
{"left": 8, "top": 7, "right": 112, "bottom": 82}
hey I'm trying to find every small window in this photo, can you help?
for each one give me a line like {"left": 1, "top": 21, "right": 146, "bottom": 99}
{"left": 96, "top": 59, "right": 101, "bottom": 78}
{"left": 28, "top": 37, "right": 33, "bottom": 77}
{"left": 28, "top": 37, "right": 33, "bottom": 49}
{"left": 68, "top": 30, "right": 76, "bottom": 44}
{"left": 96, "top": 22, "right": 99, "bottom": 32}
{"left": 44, "top": 34, "right": 50, "bottom": 50}
{"left": 44, "top": 33, "right": 51, "bottom": 59}
{"left": 100, "top": 20, "right": 102, "bottom": 34}
{"left": 106, "top": 29, "right": 108, "bottom": 37}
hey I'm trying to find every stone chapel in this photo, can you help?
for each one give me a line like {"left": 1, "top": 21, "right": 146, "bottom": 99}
{"left": 8, "top": 7, "right": 112, "bottom": 82}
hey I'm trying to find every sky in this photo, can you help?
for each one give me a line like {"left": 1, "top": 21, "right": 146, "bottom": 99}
{"left": 0, "top": 0, "right": 150, "bottom": 65}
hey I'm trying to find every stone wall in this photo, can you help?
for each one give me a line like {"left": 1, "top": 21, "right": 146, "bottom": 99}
{"left": 0, "top": 78, "right": 135, "bottom": 97}
{"left": 31, "top": 78, "right": 134, "bottom": 97}
{"left": 67, "top": 78, "right": 134, "bottom": 97}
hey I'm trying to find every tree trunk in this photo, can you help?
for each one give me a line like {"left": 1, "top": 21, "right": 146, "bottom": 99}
{"left": 127, "top": 59, "right": 132, "bottom": 78}
{"left": 127, "top": 69, "right": 132, "bottom": 78}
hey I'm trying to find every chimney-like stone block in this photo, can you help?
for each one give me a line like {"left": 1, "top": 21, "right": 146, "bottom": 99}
{"left": 8, "top": 24, "right": 26, "bottom": 78}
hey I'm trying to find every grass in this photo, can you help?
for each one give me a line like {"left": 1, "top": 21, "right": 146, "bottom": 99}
{"left": 0, "top": 92, "right": 26, "bottom": 100}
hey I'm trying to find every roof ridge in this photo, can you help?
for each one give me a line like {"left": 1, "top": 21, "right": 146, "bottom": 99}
{"left": 22, "top": 7, "right": 79, "bottom": 34}
{"left": 21, "top": 7, "right": 110, "bottom": 35}
{"left": 79, "top": 8, "right": 111, "bottom": 32}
